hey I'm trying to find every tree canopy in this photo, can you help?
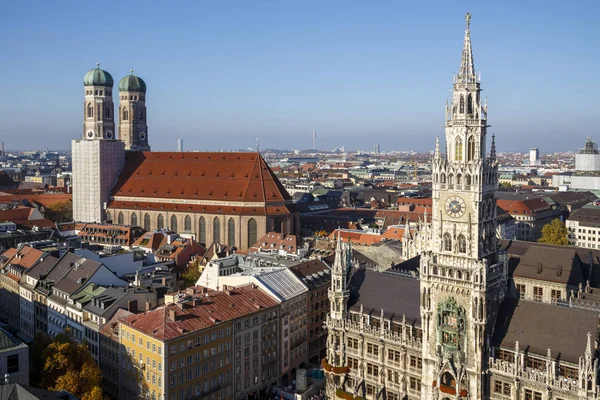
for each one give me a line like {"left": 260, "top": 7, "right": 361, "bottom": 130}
{"left": 538, "top": 218, "right": 569, "bottom": 246}
{"left": 32, "top": 332, "right": 102, "bottom": 400}
{"left": 45, "top": 200, "right": 73, "bottom": 223}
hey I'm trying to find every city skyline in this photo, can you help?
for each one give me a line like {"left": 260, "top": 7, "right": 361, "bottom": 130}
{"left": 1, "top": 1, "right": 599, "bottom": 152}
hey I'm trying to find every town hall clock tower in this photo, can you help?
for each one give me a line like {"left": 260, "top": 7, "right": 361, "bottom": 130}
{"left": 420, "top": 13, "right": 508, "bottom": 399}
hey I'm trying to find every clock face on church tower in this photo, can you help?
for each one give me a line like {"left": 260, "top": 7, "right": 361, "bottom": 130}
{"left": 445, "top": 196, "right": 466, "bottom": 218}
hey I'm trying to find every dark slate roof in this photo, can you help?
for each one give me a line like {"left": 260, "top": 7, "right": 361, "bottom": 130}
{"left": 347, "top": 266, "right": 420, "bottom": 326}
{"left": 492, "top": 298, "right": 599, "bottom": 364}
{"left": 52, "top": 259, "right": 102, "bottom": 295}
{"left": 500, "top": 240, "right": 600, "bottom": 288}
{"left": 0, "top": 384, "right": 76, "bottom": 400}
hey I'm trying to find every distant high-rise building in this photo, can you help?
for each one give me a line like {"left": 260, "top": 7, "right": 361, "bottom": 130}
{"left": 177, "top": 139, "right": 183, "bottom": 152}
{"left": 313, "top": 129, "right": 317, "bottom": 151}
{"left": 373, "top": 142, "right": 380, "bottom": 154}
{"left": 529, "top": 148, "right": 539, "bottom": 166}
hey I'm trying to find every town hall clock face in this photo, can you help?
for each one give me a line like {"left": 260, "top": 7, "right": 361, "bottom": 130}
{"left": 445, "top": 196, "right": 466, "bottom": 218}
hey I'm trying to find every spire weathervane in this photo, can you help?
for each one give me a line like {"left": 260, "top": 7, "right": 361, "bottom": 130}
{"left": 96, "top": 62, "right": 100, "bottom": 68}
{"left": 466, "top": 12, "right": 471, "bottom": 26}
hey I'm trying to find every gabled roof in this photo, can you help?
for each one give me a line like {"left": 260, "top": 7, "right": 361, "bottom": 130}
{"left": 110, "top": 151, "right": 291, "bottom": 205}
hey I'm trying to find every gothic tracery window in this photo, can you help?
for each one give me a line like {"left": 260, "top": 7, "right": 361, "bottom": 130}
{"left": 227, "top": 218, "right": 235, "bottom": 247}
{"left": 248, "top": 218, "right": 257, "bottom": 248}
{"left": 143, "top": 213, "right": 150, "bottom": 231}
{"left": 443, "top": 233, "right": 452, "bottom": 252}
{"left": 467, "top": 136, "right": 476, "bottom": 161}
{"left": 213, "top": 217, "right": 221, "bottom": 244}
{"left": 117, "top": 212, "right": 124, "bottom": 225}
{"left": 131, "top": 212, "right": 138, "bottom": 227}
{"left": 458, "top": 234, "right": 466, "bottom": 253}
{"left": 459, "top": 95, "right": 465, "bottom": 114}
{"left": 455, "top": 137, "right": 463, "bottom": 161}
{"left": 123, "top": 109, "right": 129, "bottom": 121}
{"left": 87, "top": 103, "right": 93, "bottom": 118}
{"left": 157, "top": 214, "right": 164, "bottom": 230}
{"left": 184, "top": 215, "right": 192, "bottom": 232}
{"left": 170, "top": 215, "right": 178, "bottom": 232}
{"left": 199, "top": 217, "right": 206, "bottom": 245}
{"left": 467, "top": 93, "right": 473, "bottom": 114}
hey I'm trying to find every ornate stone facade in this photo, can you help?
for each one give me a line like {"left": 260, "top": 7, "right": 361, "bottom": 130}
{"left": 324, "top": 14, "right": 600, "bottom": 400}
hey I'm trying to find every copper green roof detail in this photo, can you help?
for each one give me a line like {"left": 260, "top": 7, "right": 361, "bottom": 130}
{"left": 84, "top": 63, "right": 114, "bottom": 87}
{"left": 119, "top": 70, "right": 147, "bottom": 93}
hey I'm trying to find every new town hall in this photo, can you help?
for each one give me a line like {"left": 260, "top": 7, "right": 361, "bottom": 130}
{"left": 323, "top": 15, "right": 600, "bottom": 400}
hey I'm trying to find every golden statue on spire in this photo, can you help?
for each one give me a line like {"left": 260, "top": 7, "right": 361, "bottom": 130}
{"left": 466, "top": 12, "right": 471, "bottom": 26}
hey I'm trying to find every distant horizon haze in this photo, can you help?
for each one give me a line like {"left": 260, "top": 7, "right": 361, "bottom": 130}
{"left": 1, "top": 1, "right": 598, "bottom": 153}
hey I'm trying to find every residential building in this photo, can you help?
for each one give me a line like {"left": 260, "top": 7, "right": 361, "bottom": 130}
{"left": 117, "top": 285, "right": 279, "bottom": 400}
{"left": 0, "top": 327, "right": 29, "bottom": 386}
{"left": 567, "top": 205, "right": 600, "bottom": 248}
{"left": 497, "top": 197, "right": 558, "bottom": 241}
{"left": 76, "top": 223, "right": 145, "bottom": 247}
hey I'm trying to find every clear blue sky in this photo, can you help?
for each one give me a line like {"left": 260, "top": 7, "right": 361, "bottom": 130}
{"left": 1, "top": 0, "right": 598, "bottom": 152}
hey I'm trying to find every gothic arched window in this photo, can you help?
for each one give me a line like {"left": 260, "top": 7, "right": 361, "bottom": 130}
{"left": 131, "top": 212, "right": 138, "bottom": 227}
{"left": 184, "top": 215, "right": 192, "bottom": 232}
{"left": 467, "top": 136, "right": 476, "bottom": 161}
{"left": 106, "top": 211, "right": 112, "bottom": 222}
{"left": 213, "top": 217, "right": 221, "bottom": 244}
{"left": 456, "top": 173, "right": 462, "bottom": 186}
{"left": 440, "top": 173, "right": 446, "bottom": 184}
{"left": 157, "top": 214, "right": 164, "bottom": 230}
{"left": 227, "top": 218, "right": 235, "bottom": 247}
{"left": 467, "top": 93, "right": 473, "bottom": 114}
{"left": 199, "top": 217, "right": 206, "bottom": 245}
{"left": 143, "top": 213, "right": 150, "bottom": 231}
{"left": 443, "top": 233, "right": 452, "bottom": 252}
{"left": 170, "top": 215, "right": 178, "bottom": 232}
{"left": 459, "top": 95, "right": 465, "bottom": 114}
{"left": 448, "top": 174, "right": 454, "bottom": 187}
{"left": 248, "top": 218, "right": 257, "bottom": 248}
{"left": 140, "top": 108, "right": 145, "bottom": 121}
{"left": 458, "top": 234, "right": 467, "bottom": 253}
{"left": 117, "top": 212, "right": 124, "bottom": 225}
{"left": 87, "top": 103, "right": 94, "bottom": 118}
{"left": 465, "top": 174, "right": 472, "bottom": 186}
{"left": 123, "top": 109, "right": 129, "bottom": 121}
{"left": 455, "top": 137, "right": 463, "bottom": 162}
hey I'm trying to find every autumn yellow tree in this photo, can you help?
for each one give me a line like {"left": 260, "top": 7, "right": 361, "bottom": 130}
{"left": 40, "top": 333, "right": 102, "bottom": 400}
{"left": 182, "top": 264, "right": 201, "bottom": 287}
{"left": 538, "top": 218, "right": 569, "bottom": 246}
{"left": 44, "top": 200, "right": 73, "bottom": 223}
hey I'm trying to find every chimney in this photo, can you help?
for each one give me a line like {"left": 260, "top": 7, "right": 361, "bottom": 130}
{"left": 169, "top": 309, "right": 178, "bottom": 321}
{"left": 161, "top": 277, "right": 167, "bottom": 286}
{"left": 145, "top": 301, "right": 152, "bottom": 311}
{"left": 127, "top": 299, "right": 138, "bottom": 314}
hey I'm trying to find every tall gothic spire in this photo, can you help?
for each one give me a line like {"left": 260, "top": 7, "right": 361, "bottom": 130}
{"left": 333, "top": 229, "right": 344, "bottom": 272}
{"left": 490, "top": 134, "right": 497, "bottom": 160}
{"left": 458, "top": 12, "right": 476, "bottom": 83}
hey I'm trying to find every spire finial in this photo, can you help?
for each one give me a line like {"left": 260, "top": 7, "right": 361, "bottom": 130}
{"left": 96, "top": 62, "right": 100, "bottom": 68}
{"left": 434, "top": 135, "right": 441, "bottom": 159}
{"left": 130, "top": 69, "right": 134, "bottom": 75}
{"left": 586, "top": 332, "right": 593, "bottom": 356}
{"left": 457, "top": 13, "right": 475, "bottom": 83}
{"left": 255, "top": 138, "right": 260, "bottom": 153}
{"left": 490, "top": 133, "right": 497, "bottom": 160}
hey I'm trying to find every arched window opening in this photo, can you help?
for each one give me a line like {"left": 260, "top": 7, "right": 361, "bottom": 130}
{"left": 457, "top": 270, "right": 462, "bottom": 280}
{"left": 458, "top": 235, "right": 467, "bottom": 253}
{"left": 465, "top": 174, "right": 472, "bottom": 186}
{"left": 434, "top": 174, "right": 438, "bottom": 183}
{"left": 199, "top": 217, "right": 206, "bottom": 245}
{"left": 143, "top": 213, "right": 150, "bottom": 231}
{"left": 467, "top": 93, "right": 473, "bottom": 114}
{"left": 184, "top": 215, "right": 192, "bottom": 232}
{"left": 87, "top": 104, "right": 93, "bottom": 118}
{"left": 443, "top": 233, "right": 452, "bottom": 252}
{"left": 123, "top": 109, "right": 129, "bottom": 121}
{"left": 131, "top": 213, "right": 138, "bottom": 227}
{"left": 448, "top": 174, "right": 454, "bottom": 186}
{"left": 440, "top": 173, "right": 446, "bottom": 184}
{"left": 248, "top": 218, "right": 257, "bottom": 248}
{"left": 456, "top": 173, "right": 462, "bottom": 186}
{"left": 170, "top": 215, "right": 178, "bottom": 232}
{"left": 227, "top": 218, "right": 235, "bottom": 247}
{"left": 213, "top": 217, "right": 221, "bottom": 244}
{"left": 104, "top": 106, "right": 110, "bottom": 119}
{"left": 455, "top": 137, "right": 463, "bottom": 162}
{"left": 467, "top": 136, "right": 476, "bottom": 161}
{"left": 459, "top": 95, "right": 465, "bottom": 114}
{"left": 157, "top": 214, "right": 164, "bottom": 230}
{"left": 106, "top": 211, "right": 112, "bottom": 222}
{"left": 117, "top": 212, "right": 124, "bottom": 225}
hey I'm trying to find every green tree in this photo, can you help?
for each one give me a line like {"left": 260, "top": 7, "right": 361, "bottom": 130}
{"left": 538, "top": 218, "right": 569, "bottom": 245}
{"left": 38, "top": 332, "right": 102, "bottom": 400}
{"left": 182, "top": 264, "right": 201, "bottom": 287}
{"left": 45, "top": 200, "right": 73, "bottom": 223}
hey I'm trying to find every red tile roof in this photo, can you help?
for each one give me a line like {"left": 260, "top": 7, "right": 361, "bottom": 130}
{"left": 110, "top": 152, "right": 291, "bottom": 209}
{"left": 0, "top": 206, "right": 35, "bottom": 221}
{"left": 0, "top": 193, "right": 72, "bottom": 207}
{"left": 497, "top": 198, "right": 551, "bottom": 215}
{"left": 250, "top": 232, "right": 299, "bottom": 253}
{"left": 120, "top": 285, "right": 278, "bottom": 341}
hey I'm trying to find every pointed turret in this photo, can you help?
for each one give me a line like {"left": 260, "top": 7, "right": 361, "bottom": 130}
{"left": 490, "top": 134, "right": 497, "bottom": 160}
{"left": 434, "top": 135, "right": 441, "bottom": 159}
{"left": 457, "top": 12, "right": 476, "bottom": 83}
